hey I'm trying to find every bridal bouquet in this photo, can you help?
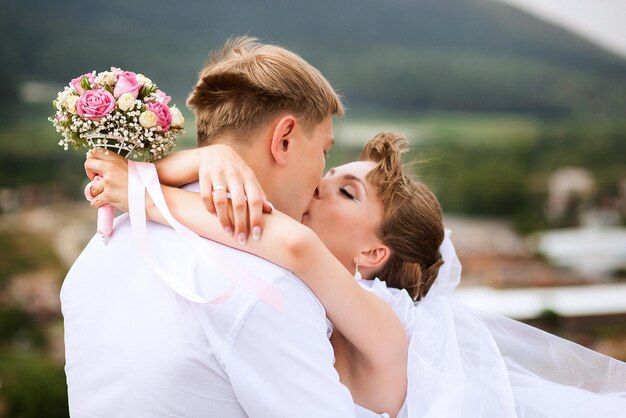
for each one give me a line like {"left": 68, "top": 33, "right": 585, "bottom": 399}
{"left": 49, "top": 67, "right": 185, "bottom": 241}
{"left": 49, "top": 67, "right": 184, "bottom": 160}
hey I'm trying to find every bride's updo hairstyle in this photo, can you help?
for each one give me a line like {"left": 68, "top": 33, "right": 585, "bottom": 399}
{"left": 360, "top": 133, "right": 445, "bottom": 300}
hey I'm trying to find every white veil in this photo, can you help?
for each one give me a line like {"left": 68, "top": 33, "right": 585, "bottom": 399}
{"left": 397, "top": 230, "right": 626, "bottom": 418}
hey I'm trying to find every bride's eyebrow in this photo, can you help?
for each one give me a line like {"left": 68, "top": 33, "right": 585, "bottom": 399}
{"left": 342, "top": 174, "right": 368, "bottom": 196}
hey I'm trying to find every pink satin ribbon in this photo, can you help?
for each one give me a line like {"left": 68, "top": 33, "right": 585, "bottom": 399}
{"left": 84, "top": 176, "right": 114, "bottom": 242}
{"left": 127, "top": 160, "right": 283, "bottom": 310}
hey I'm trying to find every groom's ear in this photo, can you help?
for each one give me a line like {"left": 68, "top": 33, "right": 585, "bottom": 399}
{"left": 359, "top": 244, "right": 391, "bottom": 272}
{"left": 269, "top": 115, "right": 297, "bottom": 166}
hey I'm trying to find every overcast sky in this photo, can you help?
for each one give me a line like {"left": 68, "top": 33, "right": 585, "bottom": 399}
{"left": 497, "top": 0, "right": 626, "bottom": 57}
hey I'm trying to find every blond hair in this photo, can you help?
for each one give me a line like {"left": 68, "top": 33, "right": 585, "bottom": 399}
{"left": 360, "top": 132, "right": 445, "bottom": 300}
{"left": 187, "top": 36, "right": 344, "bottom": 146}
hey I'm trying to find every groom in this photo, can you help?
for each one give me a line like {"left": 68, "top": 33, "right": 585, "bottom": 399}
{"left": 62, "top": 37, "right": 356, "bottom": 417}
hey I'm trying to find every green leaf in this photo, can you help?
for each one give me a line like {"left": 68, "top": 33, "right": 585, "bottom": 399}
{"left": 80, "top": 77, "right": 91, "bottom": 91}
{"left": 138, "top": 83, "right": 158, "bottom": 99}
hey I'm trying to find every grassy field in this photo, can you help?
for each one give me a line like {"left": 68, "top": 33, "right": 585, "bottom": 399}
{"left": 1, "top": 105, "right": 620, "bottom": 156}
{"left": 2, "top": 106, "right": 625, "bottom": 232}
{"left": 334, "top": 111, "right": 542, "bottom": 147}
{"left": 2, "top": 106, "right": 537, "bottom": 190}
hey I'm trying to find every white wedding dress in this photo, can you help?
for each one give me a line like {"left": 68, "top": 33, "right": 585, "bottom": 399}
{"left": 352, "top": 233, "right": 626, "bottom": 418}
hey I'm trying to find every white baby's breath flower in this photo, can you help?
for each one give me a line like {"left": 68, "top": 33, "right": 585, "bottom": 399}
{"left": 57, "top": 86, "right": 75, "bottom": 105}
{"left": 139, "top": 110, "right": 157, "bottom": 128}
{"left": 169, "top": 106, "right": 184, "bottom": 128}
{"left": 97, "top": 71, "right": 117, "bottom": 86}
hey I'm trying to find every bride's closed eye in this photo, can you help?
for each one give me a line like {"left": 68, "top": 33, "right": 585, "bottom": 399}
{"left": 339, "top": 186, "right": 360, "bottom": 203}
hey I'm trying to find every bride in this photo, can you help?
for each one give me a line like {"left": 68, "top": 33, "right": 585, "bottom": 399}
{"left": 86, "top": 132, "right": 626, "bottom": 417}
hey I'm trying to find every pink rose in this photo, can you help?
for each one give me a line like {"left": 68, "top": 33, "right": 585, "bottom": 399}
{"left": 69, "top": 73, "right": 96, "bottom": 94}
{"left": 113, "top": 71, "right": 143, "bottom": 99}
{"left": 155, "top": 89, "right": 171, "bottom": 106}
{"left": 76, "top": 89, "right": 116, "bottom": 120}
{"left": 147, "top": 101, "right": 171, "bottom": 131}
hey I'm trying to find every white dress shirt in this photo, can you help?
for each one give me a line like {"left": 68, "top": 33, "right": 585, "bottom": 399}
{"left": 62, "top": 186, "right": 356, "bottom": 417}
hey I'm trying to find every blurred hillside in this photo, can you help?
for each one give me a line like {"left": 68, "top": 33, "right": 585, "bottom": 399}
{"left": 2, "top": 0, "right": 626, "bottom": 116}
{"left": 1, "top": 0, "right": 625, "bottom": 227}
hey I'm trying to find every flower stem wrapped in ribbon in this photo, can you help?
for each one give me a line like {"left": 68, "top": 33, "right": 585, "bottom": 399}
{"left": 49, "top": 67, "right": 185, "bottom": 242}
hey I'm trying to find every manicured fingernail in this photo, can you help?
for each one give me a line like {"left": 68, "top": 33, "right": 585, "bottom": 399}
{"left": 252, "top": 226, "right": 261, "bottom": 241}
{"left": 238, "top": 233, "right": 247, "bottom": 246}
{"left": 267, "top": 201, "right": 275, "bottom": 213}
{"left": 224, "top": 226, "right": 233, "bottom": 235}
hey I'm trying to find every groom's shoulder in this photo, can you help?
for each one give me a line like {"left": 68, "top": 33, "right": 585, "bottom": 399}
{"left": 207, "top": 243, "right": 320, "bottom": 305}
{"left": 187, "top": 241, "right": 327, "bottom": 362}
{"left": 179, "top": 181, "right": 320, "bottom": 298}
{"left": 221, "top": 248, "right": 326, "bottom": 323}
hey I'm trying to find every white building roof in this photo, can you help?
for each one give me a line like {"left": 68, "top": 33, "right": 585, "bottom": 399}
{"left": 536, "top": 227, "right": 626, "bottom": 276}
{"left": 457, "top": 283, "right": 626, "bottom": 319}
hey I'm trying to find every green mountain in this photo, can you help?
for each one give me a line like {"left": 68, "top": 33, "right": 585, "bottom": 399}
{"left": 3, "top": 0, "right": 626, "bottom": 115}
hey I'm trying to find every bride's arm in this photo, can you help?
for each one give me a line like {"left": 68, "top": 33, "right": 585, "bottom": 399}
{"left": 86, "top": 151, "right": 407, "bottom": 372}
{"left": 153, "top": 148, "right": 201, "bottom": 186}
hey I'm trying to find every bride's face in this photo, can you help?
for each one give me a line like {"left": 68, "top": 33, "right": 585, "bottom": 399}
{"left": 302, "top": 161, "right": 385, "bottom": 272}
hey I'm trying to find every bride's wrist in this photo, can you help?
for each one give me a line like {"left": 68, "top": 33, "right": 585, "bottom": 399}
{"left": 154, "top": 148, "right": 200, "bottom": 186}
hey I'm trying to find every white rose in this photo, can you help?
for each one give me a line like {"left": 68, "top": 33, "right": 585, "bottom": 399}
{"left": 139, "top": 110, "right": 157, "bottom": 128}
{"left": 169, "top": 106, "right": 185, "bottom": 128}
{"left": 136, "top": 73, "right": 153, "bottom": 89}
{"left": 63, "top": 94, "right": 79, "bottom": 114}
{"left": 97, "top": 71, "right": 117, "bottom": 86}
{"left": 117, "top": 93, "right": 136, "bottom": 111}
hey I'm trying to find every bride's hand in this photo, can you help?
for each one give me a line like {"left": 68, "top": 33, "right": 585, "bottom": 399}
{"left": 198, "top": 144, "right": 273, "bottom": 244}
{"left": 84, "top": 149, "right": 130, "bottom": 212}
